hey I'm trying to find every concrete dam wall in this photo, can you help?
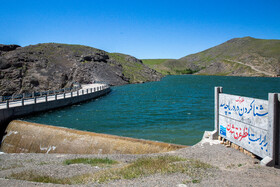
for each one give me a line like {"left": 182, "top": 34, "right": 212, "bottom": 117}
{"left": 0, "top": 86, "right": 111, "bottom": 127}
{"left": 0, "top": 85, "right": 110, "bottom": 142}
{"left": 1, "top": 120, "right": 186, "bottom": 154}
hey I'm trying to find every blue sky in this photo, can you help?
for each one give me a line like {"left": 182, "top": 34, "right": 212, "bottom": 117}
{"left": 0, "top": 0, "right": 279, "bottom": 59}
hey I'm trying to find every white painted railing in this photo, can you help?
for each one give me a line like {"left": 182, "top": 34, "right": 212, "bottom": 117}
{"left": 0, "top": 84, "right": 109, "bottom": 110}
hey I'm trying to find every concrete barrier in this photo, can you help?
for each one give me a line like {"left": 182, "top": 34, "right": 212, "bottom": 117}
{"left": 1, "top": 120, "right": 186, "bottom": 154}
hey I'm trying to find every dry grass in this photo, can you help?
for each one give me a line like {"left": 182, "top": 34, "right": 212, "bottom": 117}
{"left": 9, "top": 171, "right": 73, "bottom": 184}
{"left": 63, "top": 157, "right": 118, "bottom": 167}
{"left": 88, "top": 155, "right": 187, "bottom": 183}
{"left": 8, "top": 155, "right": 213, "bottom": 185}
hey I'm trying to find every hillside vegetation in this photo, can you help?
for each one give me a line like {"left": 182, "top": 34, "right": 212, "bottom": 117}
{"left": 143, "top": 37, "right": 280, "bottom": 76}
{"left": 142, "top": 59, "right": 175, "bottom": 75}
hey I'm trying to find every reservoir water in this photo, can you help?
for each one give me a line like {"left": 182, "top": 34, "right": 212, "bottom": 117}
{"left": 22, "top": 75, "right": 280, "bottom": 145}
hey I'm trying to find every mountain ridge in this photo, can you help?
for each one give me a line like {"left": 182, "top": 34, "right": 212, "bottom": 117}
{"left": 143, "top": 37, "right": 280, "bottom": 76}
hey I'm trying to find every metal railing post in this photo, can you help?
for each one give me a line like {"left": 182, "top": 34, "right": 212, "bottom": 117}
{"left": 90, "top": 88, "right": 92, "bottom": 93}
{"left": 71, "top": 92, "right": 73, "bottom": 97}
{"left": 82, "top": 90, "right": 84, "bottom": 95}
{"left": 64, "top": 93, "right": 66, "bottom": 99}
{"left": 34, "top": 97, "right": 37, "bottom": 104}
{"left": 55, "top": 94, "right": 57, "bottom": 100}
{"left": 45, "top": 95, "right": 48, "bottom": 102}
{"left": 6, "top": 100, "right": 9, "bottom": 108}
{"left": 21, "top": 98, "right": 24, "bottom": 106}
{"left": 77, "top": 90, "right": 79, "bottom": 96}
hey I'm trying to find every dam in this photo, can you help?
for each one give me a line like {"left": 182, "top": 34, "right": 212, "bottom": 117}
{"left": 0, "top": 83, "right": 111, "bottom": 141}
{"left": 0, "top": 83, "right": 186, "bottom": 154}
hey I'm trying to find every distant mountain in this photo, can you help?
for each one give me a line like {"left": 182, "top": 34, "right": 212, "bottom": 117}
{"left": 0, "top": 43, "right": 162, "bottom": 95}
{"left": 144, "top": 37, "right": 280, "bottom": 76}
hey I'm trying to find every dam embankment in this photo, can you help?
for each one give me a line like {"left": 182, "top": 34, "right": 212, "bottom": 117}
{"left": 0, "top": 84, "right": 111, "bottom": 142}
{"left": 1, "top": 120, "right": 186, "bottom": 154}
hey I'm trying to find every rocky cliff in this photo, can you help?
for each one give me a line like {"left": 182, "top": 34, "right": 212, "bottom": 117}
{"left": 0, "top": 43, "right": 162, "bottom": 96}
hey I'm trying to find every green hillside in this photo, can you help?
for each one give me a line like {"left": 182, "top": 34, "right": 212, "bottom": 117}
{"left": 142, "top": 59, "right": 175, "bottom": 75}
{"left": 150, "top": 37, "right": 280, "bottom": 77}
{"left": 142, "top": 59, "right": 197, "bottom": 75}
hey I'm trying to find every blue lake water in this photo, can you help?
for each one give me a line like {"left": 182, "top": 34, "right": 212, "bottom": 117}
{"left": 22, "top": 75, "right": 280, "bottom": 145}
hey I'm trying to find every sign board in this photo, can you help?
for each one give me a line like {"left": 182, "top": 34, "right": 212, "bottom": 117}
{"left": 218, "top": 93, "right": 269, "bottom": 158}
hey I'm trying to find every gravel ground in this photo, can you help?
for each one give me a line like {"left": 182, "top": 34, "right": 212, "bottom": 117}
{"left": 1, "top": 137, "right": 280, "bottom": 187}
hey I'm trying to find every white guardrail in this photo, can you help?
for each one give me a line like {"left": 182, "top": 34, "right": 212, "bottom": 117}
{"left": 0, "top": 84, "right": 109, "bottom": 110}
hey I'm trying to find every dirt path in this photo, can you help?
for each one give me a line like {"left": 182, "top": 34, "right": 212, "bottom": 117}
{"left": 225, "top": 59, "right": 275, "bottom": 77}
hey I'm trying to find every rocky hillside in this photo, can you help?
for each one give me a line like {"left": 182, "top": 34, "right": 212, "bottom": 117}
{"left": 0, "top": 43, "right": 162, "bottom": 96}
{"left": 148, "top": 37, "right": 280, "bottom": 76}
